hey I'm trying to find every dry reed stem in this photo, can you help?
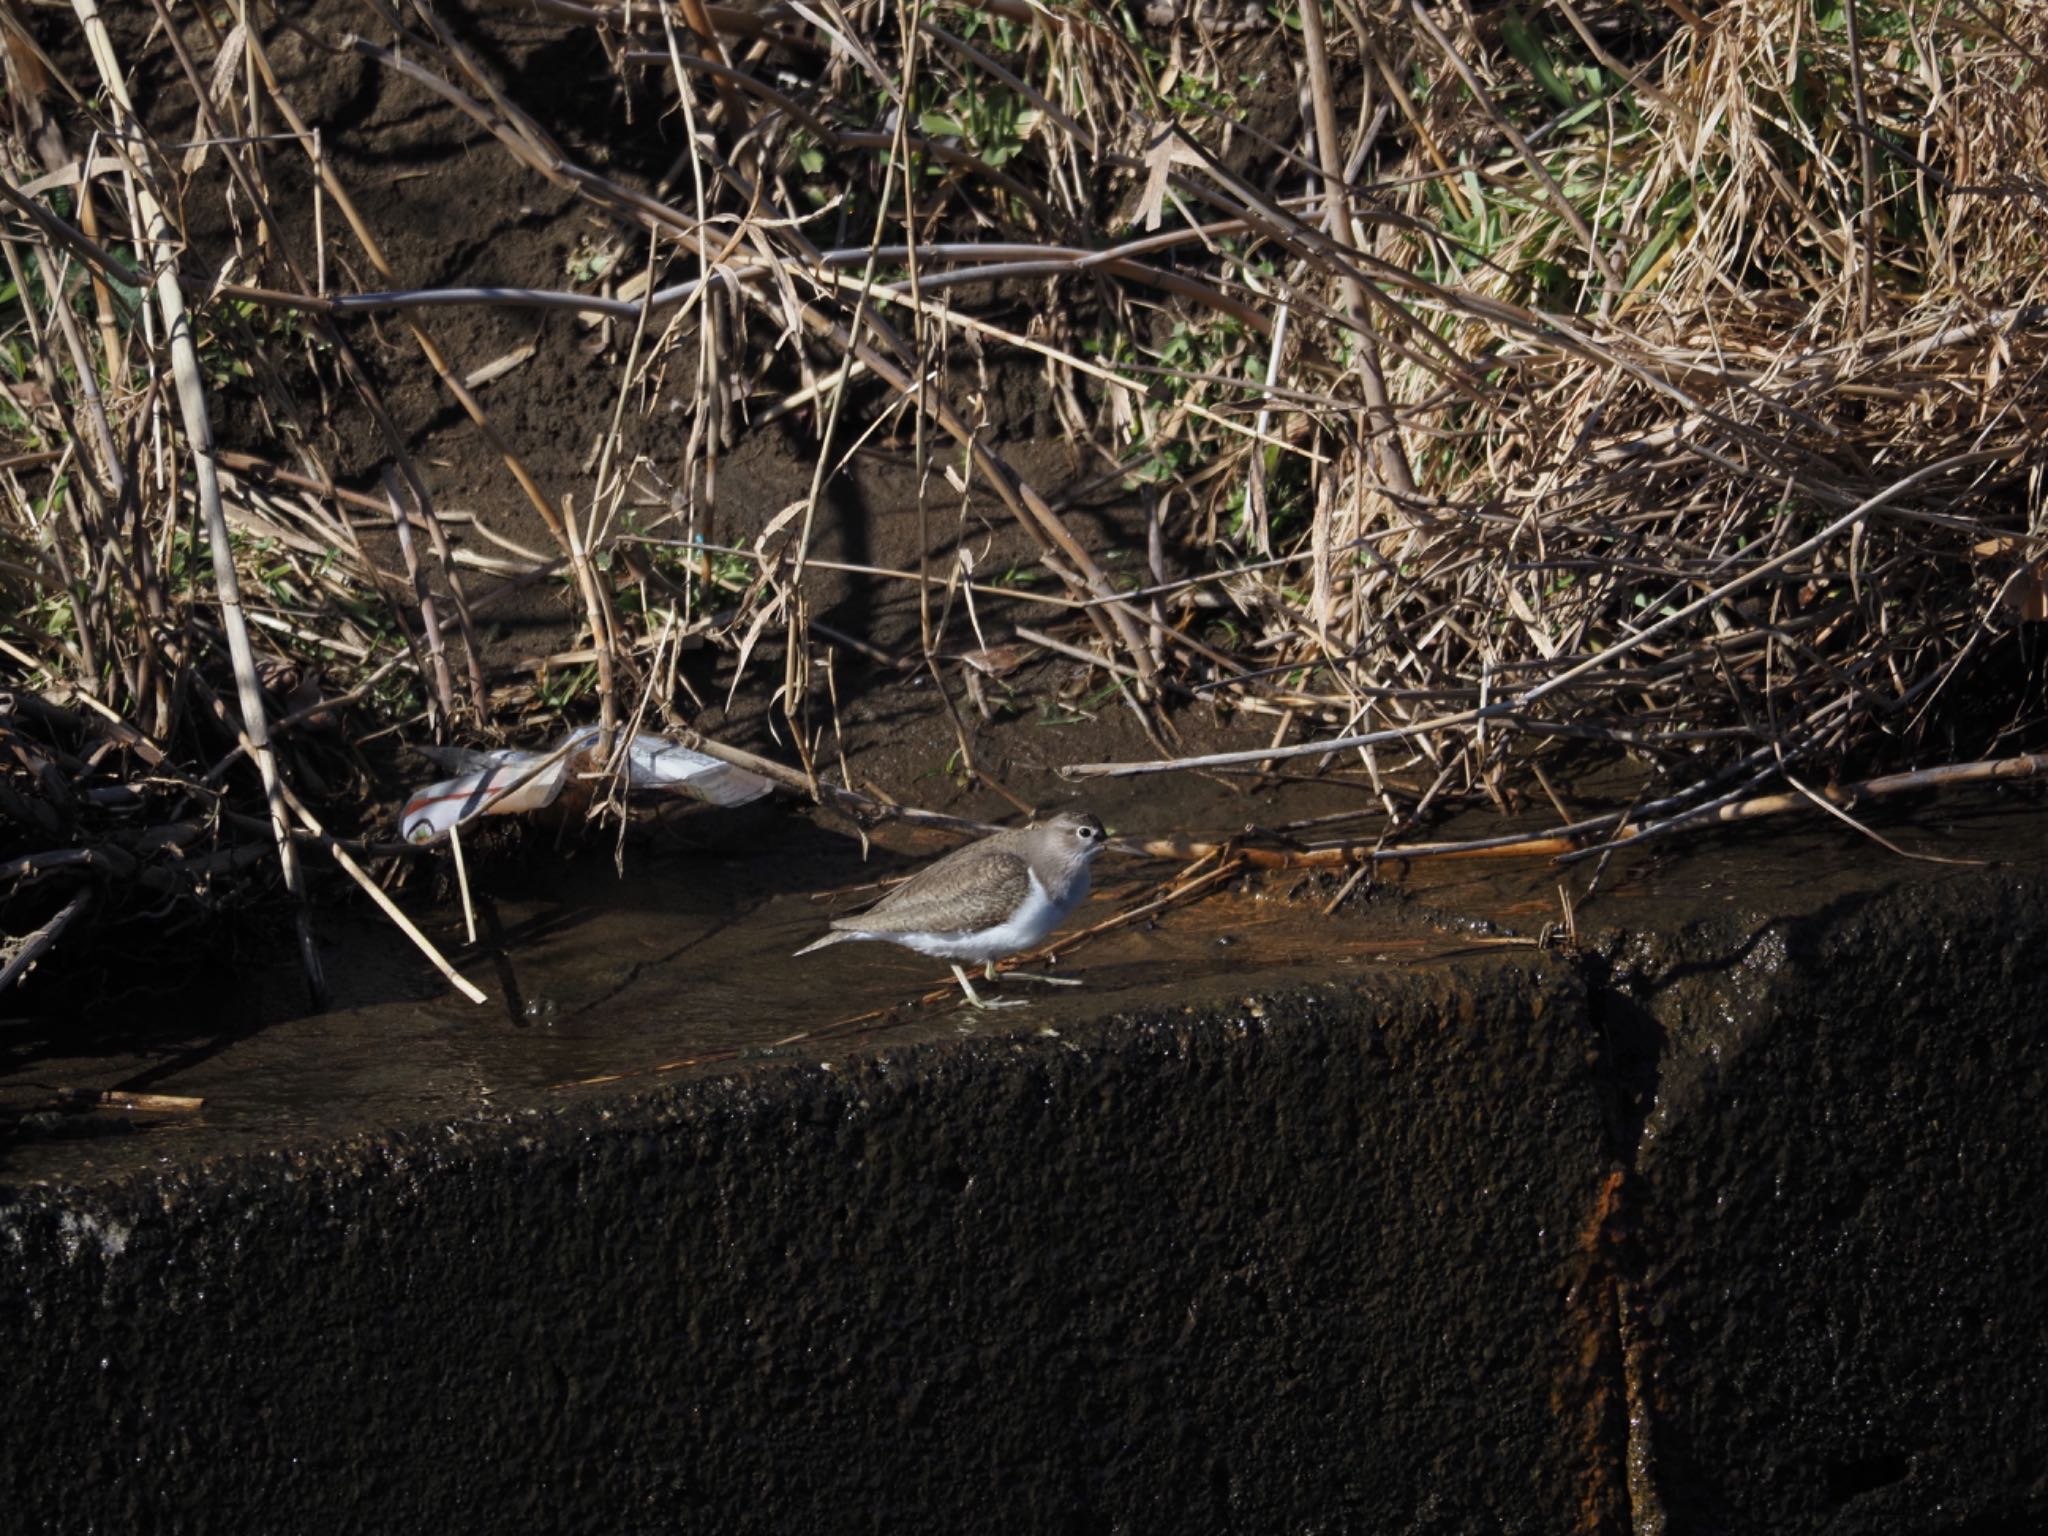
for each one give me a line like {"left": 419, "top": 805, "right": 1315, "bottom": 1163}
{"left": 67, "top": 0, "right": 325, "bottom": 1005}
{"left": 0, "top": 888, "right": 92, "bottom": 995}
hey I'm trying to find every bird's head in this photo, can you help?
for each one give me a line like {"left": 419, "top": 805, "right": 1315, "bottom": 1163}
{"left": 1041, "top": 809, "right": 1109, "bottom": 866}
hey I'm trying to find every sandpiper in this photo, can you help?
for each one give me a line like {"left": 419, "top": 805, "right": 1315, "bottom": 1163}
{"left": 795, "top": 810, "right": 1108, "bottom": 1007}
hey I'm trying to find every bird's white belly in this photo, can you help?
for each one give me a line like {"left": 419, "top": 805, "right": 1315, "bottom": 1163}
{"left": 893, "top": 870, "right": 1080, "bottom": 961}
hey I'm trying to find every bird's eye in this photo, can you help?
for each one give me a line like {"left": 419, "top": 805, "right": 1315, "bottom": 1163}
{"left": 1077, "top": 824, "right": 1098, "bottom": 840}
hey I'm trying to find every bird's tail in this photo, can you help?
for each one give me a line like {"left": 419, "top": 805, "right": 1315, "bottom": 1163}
{"left": 793, "top": 930, "right": 853, "bottom": 958}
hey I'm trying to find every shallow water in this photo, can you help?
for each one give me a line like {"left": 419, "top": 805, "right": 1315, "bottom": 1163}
{"left": 3, "top": 787, "right": 2039, "bottom": 1187}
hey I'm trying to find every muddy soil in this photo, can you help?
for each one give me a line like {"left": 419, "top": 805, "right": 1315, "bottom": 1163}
{"left": 82, "top": 0, "right": 1167, "bottom": 676}
{"left": 45, "top": 11, "right": 1289, "bottom": 777}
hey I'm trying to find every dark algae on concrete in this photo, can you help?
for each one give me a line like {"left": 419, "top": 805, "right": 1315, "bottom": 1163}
{"left": 5, "top": 816, "right": 2048, "bottom": 1532}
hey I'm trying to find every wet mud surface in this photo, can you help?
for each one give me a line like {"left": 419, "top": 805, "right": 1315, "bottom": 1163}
{"left": 6, "top": 782, "right": 2035, "bottom": 1187}
{"left": 0, "top": 790, "right": 1510, "bottom": 1184}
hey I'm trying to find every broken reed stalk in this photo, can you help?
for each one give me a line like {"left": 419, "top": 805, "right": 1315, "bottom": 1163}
{"left": 448, "top": 822, "right": 479, "bottom": 946}
{"left": 1300, "top": 0, "right": 1415, "bottom": 503}
{"left": 383, "top": 468, "right": 455, "bottom": 733}
{"left": 0, "top": 889, "right": 92, "bottom": 996}
{"left": 58, "top": 1089, "right": 207, "bottom": 1113}
{"left": 68, "top": 0, "right": 326, "bottom": 1008}
{"left": 283, "top": 782, "right": 488, "bottom": 1007}
{"left": 1552, "top": 749, "right": 2048, "bottom": 865}
{"left": 170, "top": 670, "right": 484, "bottom": 1005}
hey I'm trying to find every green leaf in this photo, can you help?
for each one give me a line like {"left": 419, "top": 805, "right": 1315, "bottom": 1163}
{"left": 1501, "top": 8, "right": 1577, "bottom": 110}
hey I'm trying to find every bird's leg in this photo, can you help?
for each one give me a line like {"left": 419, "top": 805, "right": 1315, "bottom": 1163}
{"left": 951, "top": 963, "right": 1023, "bottom": 1010}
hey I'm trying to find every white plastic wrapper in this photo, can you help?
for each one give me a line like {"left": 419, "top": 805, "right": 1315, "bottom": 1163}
{"left": 401, "top": 727, "right": 775, "bottom": 845}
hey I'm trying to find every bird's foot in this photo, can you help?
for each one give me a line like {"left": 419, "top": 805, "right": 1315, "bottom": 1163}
{"left": 952, "top": 964, "right": 1029, "bottom": 1010}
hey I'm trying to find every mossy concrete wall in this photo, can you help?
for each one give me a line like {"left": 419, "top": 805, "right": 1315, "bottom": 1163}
{"left": 5, "top": 860, "right": 2047, "bottom": 1533}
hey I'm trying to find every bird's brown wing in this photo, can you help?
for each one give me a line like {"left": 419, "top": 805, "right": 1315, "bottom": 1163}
{"left": 833, "top": 846, "right": 1032, "bottom": 937}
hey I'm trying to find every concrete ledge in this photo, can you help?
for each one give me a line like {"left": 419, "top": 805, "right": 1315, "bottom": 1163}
{"left": 3, "top": 961, "right": 1613, "bottom": 1532}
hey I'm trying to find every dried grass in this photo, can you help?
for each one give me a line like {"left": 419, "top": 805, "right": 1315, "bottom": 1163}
{"left": 3, "top": 0, "right": 2045, "bottom": 995}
